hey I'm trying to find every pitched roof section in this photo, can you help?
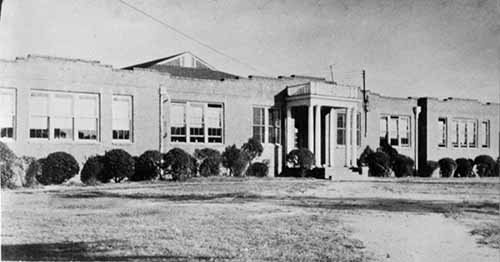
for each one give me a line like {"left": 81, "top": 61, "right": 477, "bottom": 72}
{"left": 147, "top": 65, "right": 240, "bottom": 80}
{"left": 122, "top": 51, "right": 240, "bottom": 80}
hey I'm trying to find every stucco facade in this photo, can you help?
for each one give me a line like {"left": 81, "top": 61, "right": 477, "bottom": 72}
{"left": 0, "top": 55, "right": 498, "bottom": 177}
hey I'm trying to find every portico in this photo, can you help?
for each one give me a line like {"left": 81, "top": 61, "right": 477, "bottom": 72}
{"left": 285, "top": 81, "right": 362, "bottom": 167}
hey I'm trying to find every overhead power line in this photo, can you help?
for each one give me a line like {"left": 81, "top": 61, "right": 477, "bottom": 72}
{"left": 116, "top": 0, "right": 264, "bottom": 74}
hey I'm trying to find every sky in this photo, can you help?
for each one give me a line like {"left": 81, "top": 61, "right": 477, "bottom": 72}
{"left": 0, "top": 0, "right": 498, "bottom": 101}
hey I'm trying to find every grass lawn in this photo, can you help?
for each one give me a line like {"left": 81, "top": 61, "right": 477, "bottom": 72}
{"left": 1, "top": 177, "right": 499, "bottom": 261}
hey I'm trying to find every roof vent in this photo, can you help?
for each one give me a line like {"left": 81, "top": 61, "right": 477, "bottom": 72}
{"left": 278, "top": 76, "right": 284, "bottom": 79}
{"left": 447, "top": 97, "right": 453, "bottom": 100}
{"left": 486, "top": 102, "right": 491, "bottom": 105}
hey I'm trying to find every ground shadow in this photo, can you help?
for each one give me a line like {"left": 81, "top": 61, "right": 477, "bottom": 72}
{"left": 58, "top": 191, "right": 499, "bottom": 215}
{"left": 1, "top": 240, "right": 234, "bottom": 261}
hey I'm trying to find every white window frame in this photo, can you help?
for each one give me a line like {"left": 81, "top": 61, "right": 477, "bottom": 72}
{"left": 29, "top": 90, "right": 100, "bottom": 142}
{"left": 337, "top": 111, "right": 347, "bottom": 145}
{"left": 438, "top": 117, "right": 447, "bottom": 147}
{"left": 480, "top": 120, "right": 490, "bottom": 148}
{"left": 268, "top": 108, "right": 281, "bottom": 145}
{"left": 170, "top": 101, "right": 224, "bottom": 144}
{"left": 112, "top": 95, "right": 133, "bottom": 143}
{"left": 451, "top": 118, "right": 477, "bottom": 149}
{"left": 252, "top": 106, "right": 266, "bottom": 144}
{"left": 379, "top": 115, "right": 411, "bottom": 147}
{"left": 0, "top": 88, "right": 16, "bottom": 140}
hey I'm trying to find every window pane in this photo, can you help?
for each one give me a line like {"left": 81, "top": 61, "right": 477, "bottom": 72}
{"left": 389, "top": 116, "right": 398, "bottom": 146}
{"left": 53, "top": 95, "right": 73, "bottom": 116}
{"left": 337, "top": 129, "right": 346, "bottom": 145}
{"left": 189, "top": 105, "right": 203, "bottom": 127}
{"left": 481, "top": 121, "right": 489, "bottom": 147}
{"left": 0, "top": 116, "right": 12, "bottom": 129}
{"left": 77, "top": 118, "right": 97, "bottom": 140}
{"left": 77, "top": 96, "right": 97, "bottom": 117}
{"left": 253, "top": 108, "right": 264, "bottom": 125}
{"left": 459, "top": 121, "right": 467, "bottom": 147}
{"left": 31, "top": 93, "right": 49, "bottom": 116}
{"left": 29, "top": 116, "right": 48, "bottom": 138}
{"left": 380, "top": 117, "right": 387, "bottom": 144}
{"left": 113, "top": 118, "right": 130, "bottom": 130}
{"left": 451, "top": 120, "right": 458, "bottom": 147}
{"left": 400, "top": 117, "right": 409, "bottom": 146}
{"left": 112, "top": 97, "right": 130, "bottom": 119}
{"left": 171, "top": 103, "right": 185, "bottom": 126}
{"left": 207, "top": 105, "right": 222, "bottom": 128}
{"left": 53, "top": 117, "right": 73, "bottom": 139}
{"left": 467, "top": 121, "right": 476, "bottom": 147}
{"left": 0, "top": 91, "right": 14, "bottom": 116}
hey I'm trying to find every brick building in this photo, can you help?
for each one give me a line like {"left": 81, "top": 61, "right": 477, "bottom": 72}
{"left": 0, "top": 54, "right": 498, "bottom": 176}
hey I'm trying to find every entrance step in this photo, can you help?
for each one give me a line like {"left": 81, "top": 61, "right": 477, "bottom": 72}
{"left": 324, "top": 167, "right": 370, "bottom": 181}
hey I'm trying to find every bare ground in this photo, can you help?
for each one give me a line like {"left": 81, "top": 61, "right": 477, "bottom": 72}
{"left": 1, "top": 177, "right": 499, "bottom": 261}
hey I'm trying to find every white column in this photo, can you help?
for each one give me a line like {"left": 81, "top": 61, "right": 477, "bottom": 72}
{"left": 324, "top": 110, "right": 330, "bottom": 166}
{"left": 345, "top": 107, "right": 351, "bottom": 167}
{"left": 315, "top": 105, "right": 322, "bottom": 166}
{"left": 329, "top": 108, "right": 335, "bottom": 167}
{"left": 203, "top": 103, "right": 209, "bottom": 143}
{"left": 351, "top": 107, "right": 357, "bottom": 167}
{"left": 286, "top": 106, "right": 293, "bottom": 153}
{"left": 308, "top": 104, "right": 314, "bottom": 153}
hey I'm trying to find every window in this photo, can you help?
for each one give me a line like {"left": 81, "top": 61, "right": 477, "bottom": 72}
{"left": 337, "top": 112, "right": 346, "bottom": 145}
{"left": 112, "top": 95, "right": 132, "bottom": 141}
{"left": 170, "top": 103, "right": 186, "bottom": 142}
{"left": 207, "top": 104, "right": 223, "bottom": 143}
{"left": 0, "top": 88, "right": 15, "bottom": 139}
{"left": 30, "top": 91, "right": 99, "bottom": 141}
{"left": 30, "top": 93, "right": 49, "bottom": 139}
{"left": 467, "top": 120, "right": 476, "bottom": 148}
{"left": 380, "top": 115, "right": 410, "bottom": 147}
{"left": 356, "top": 112, "right": 361, "bottom": 146}
{"left": 451, "top": 120, "right": 459, "bottom": 147}
{"left": 53, "top": 94, "right": 73, "bottom": 140}
{"left": 379, "top": 116, "right": 388, "bottom": 145}
{"left": 438, "top": 118, "right": 447, "bottom": 147}
{"left": 480, "top": 120, "right": 490, "bottom": 148}
{"left": 76, "top": 95, "right": 98, "bottom": 140}
{"left": 399, "top": 117, "right": 410, "bottom": 146}
{"left": 170, "top": 102, "right": 224, "bottom": 143}
{"left": 252, "top": 107, "right": 265, "bottom": 143}
{"left": 450, "top": 118, "right": 478, "bottom": 148}
{"left": 189, "top": 104, "right": 204, "bottom": 143}
{"left": 268, "top": 108, "right": 281, "bottom": 144}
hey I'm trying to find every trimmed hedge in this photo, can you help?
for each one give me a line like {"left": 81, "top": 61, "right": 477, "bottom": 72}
{"left": 222, "top": 145, "right": 248, "bottom": 177}
{"left": 438, "top": 158, "right": 456, "bottom": 178}
{"left": 163, "top": 148, "right": 195, "bottom": 181}
{"left": 474, "top": 155, "right": 496, "bottom": 177}
{"left": 103, "top": 149, "right": 135, "bottom": 183}
{"left": 194, "top": 148, "right": 221, "bottom": 177}
{"left": 37, "top": 152, "right": 79, "bottom": 185}
{"left": 246, "top": 162, "right": 269, "bottom": 177}
{"left": 392, "top": 154, "right": 414, "bottom": 177}
{"left": 367, "top": 151, "right": 391, "bottom": 177}
{"left": 455, "top": 158, "right": 474, "bottom": 177}
{"left": 81, "top": 155, "right": 105, "bottom": 185}
{"left": 131, "top": 150, "right": 161, "bottom": 181}
{"left": 286, "top": 148, "right": 314, "bottom": 177}
{"left": 420, "top": 160, "right": 439, "bottom": 177}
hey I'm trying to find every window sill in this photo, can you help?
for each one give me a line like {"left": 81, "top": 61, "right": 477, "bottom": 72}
{"left": 0, "top": 138, "right": 15, "bottom": 143}
{"left": 112, "top": 140, "right": 133, "bottom": 145}
{"left": 28, "top": 139, "right": 100, "bottom": 145}
{"left": 170, "top": 141, "right": 224, "bottom": 146}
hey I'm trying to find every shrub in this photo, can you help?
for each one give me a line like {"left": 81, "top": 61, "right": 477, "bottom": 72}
{"left": 0, "top": 141, "right": 16, "bottom": 162}
{"left": 366, "top": 151, "right": 391, "bottom": 177}
{"left": 286, "top": 148, "right": 314, "bottom": 177}
{"left": 81, "top": 155, "right": 105, "bottom": 185}
{"left": 222, "top": 145, "right": 248, "bottom": 177}
{"left": 131, "top": 150, "right": 161, "bottom": 181}
{"left": 23, "top": 157, "right": 40, "bottom": 187}
{"left": 392, "top": 154, "right": 414, "bottom": 177}
{"left": 357, "top": 146, "right": 374, "bottom": 167}
{"left": 246, "top": 162, "right": 269, "bottom": 177}
{"left": 242, "top": 137, "right": 264, "bottom": 163}
{"left": 194, "top": 148, "right": 221, "bottom": 177}
{"left": 163, "top": 148, "right": 195, "bottom": 181}
{"left": 420, "top": 160, "right": 439, "bottom": 177}
{"left": 474, "top": 155, "right": 496, "bottom": 177}
{"left": 455, "top": 158, "right": 474, "bottom": 177}
{"left": 495, "top": 157, "right": 500, "bottom": 177}
{"left": 1, "top": 161, "right": 15, "bottom": 188}
{"left": 438, "top": 158, "right": 456, "bottom": 178}
{"left": 379, "top": 139, "right": 399, "bottom": 160}
{"left": 103, "top": 149, "right": 135, "bottom": 183}
{"left": 36, "top": 152, "right": 79, "bottom": 185}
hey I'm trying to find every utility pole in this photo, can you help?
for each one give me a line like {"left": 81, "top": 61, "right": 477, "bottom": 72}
{"left": 362, "top": 70, "right": 367, "bottom": 137}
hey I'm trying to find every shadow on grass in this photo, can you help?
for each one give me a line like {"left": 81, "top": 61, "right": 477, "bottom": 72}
{"left": 1, "top": 240, "right": 233, "bottom": 261}
{"left": 58, "top": 191, "right": 499, "bottom": 216}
